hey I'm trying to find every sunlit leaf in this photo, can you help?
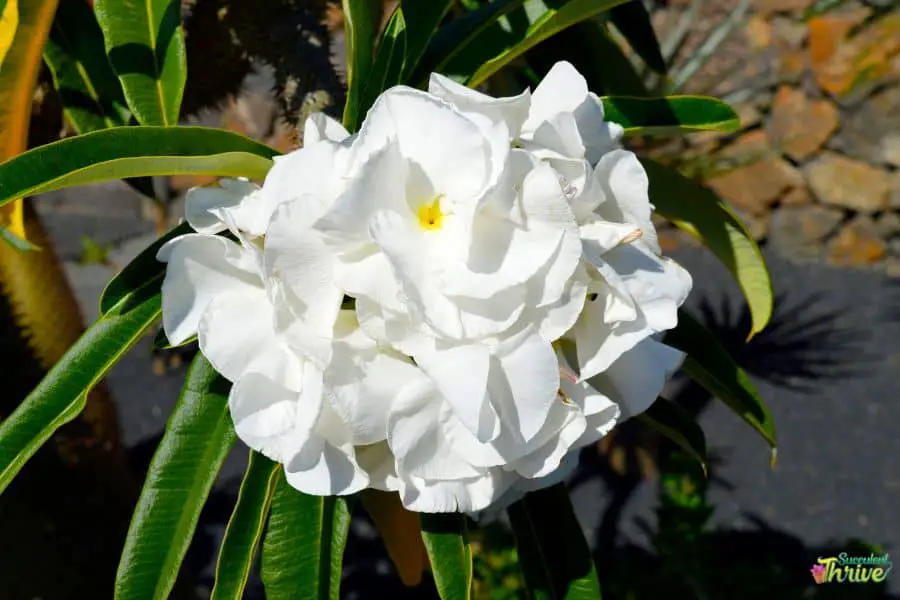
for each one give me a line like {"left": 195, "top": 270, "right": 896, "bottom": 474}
{"left": 0, "top": 0, "right": 58, "bottom": 245}
{"left": 665, "top": 309, "right": 777, "bottom": 450}
{"left": 603, "top": 95, "right": 740, "bottom": 136}
{"left": 43, "top": 0, "right": 130, "bottom": 132}
{"left": 466, "top": 0, "right": 631, "bottom": 87}
{"left": 421, "top": 513, "right": 473, "bottom": 599}
{"left": 211, "top": 451, "right": 280, "bottom": 600}
{"left": 508, "top": 483, "right": 601, "bottom": 599}
{"left": 261, "top": 478, "right": 351, "bottom": 600}
{"left": 359, "top": 5, "right": 407, "bottom": 119}
{"left": 115, "top": 354, "right": 237, "bottom": 600}
{"left": 0, "top": 126, "right": 277, "bottom": 210}
{"left": 342, "top": 0, "right": 378, "bottom": 132}
{"left": 0, "top": 0, "right": 19, "bottom": 69}
{"left": 411, "top": 0, "right": 525, "bottom": 86}
{"left": 643, "top": 157, "right": 773, "bottom": 338}
{"left": 94, "top": 0, "right": 187, "bottom": 125}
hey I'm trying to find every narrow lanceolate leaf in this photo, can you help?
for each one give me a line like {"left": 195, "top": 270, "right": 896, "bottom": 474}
{"left": 101, "top": 221, "right": 191, "bottom": 315}
{"left": 602, "top": 95, "right": 740, "bottom": 136}
{"left": 44, "top": 0, "right": 131, "bottom": 133}
{"left": 0, "top": 0, "right": 19, "bottom": 69}
{"left": 420, "top": 513, "right": 473, "bottom": 600}
{"left": 466, "top": 0, "right": 632, "bottom": 87}
{"left": 261, "top": 478, "right": 351, "bottom": 600}
{"left": 211, "top": 452, "right": 281, "bottom": 600}
{"left": 411, "top": 0, "right": 525, "bottom": 86}
{"left": 95, "top": 0, "right": 187, "bottom": 126}
{"left": 508, "top": 483, "right": 601, "bottom": 599}
{"left": 0, "top": 0, "right": 58, "bottom": 244}
{"left": 115, "top": 355, "right": 237, "bottom": 600}
{"left": 665, "top": 309, "right": 777, "bottom": 451}
{"left": 398, "top": 0, "right": 453, "bottom": 82}
{"left": 0, "top": 126, "right": 277, "bottom": 209}
{"left": 642, "top": 158, "right": 773, "bottom": 338}
{"left": 638, "top": 398, "right": 708, "bottom": 476}
{"left": 342, "top": 0, "right": 378, "bottom": 132}
{"left": 0, "top": 276, "right": 161, "bottom": 495}
{"left": 608, "top": 0, "right": 666, "bottom": 74}
{"left": 359, "top": 6, "right": 407, "bottom": 120}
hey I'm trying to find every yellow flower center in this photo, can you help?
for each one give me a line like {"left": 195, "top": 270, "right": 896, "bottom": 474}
{"left": 417, "top": 196, "right": 444, "bottom": 230}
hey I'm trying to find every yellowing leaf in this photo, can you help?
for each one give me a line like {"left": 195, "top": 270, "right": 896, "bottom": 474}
{"left": 0, "top": 0, "right": 19, "bottom": 69}
{"left": 0, "top": 0, "right": 59, "bottom": 246}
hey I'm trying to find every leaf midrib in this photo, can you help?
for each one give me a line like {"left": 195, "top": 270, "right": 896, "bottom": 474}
{"left": 144, "top": 0, "right": 169, "bottom": 125}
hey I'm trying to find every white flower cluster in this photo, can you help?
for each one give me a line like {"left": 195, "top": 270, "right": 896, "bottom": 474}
{"left": 159, "top": 62, "right": 692, "bottom": 513}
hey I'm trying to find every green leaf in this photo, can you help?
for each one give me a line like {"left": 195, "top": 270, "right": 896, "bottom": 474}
{"left": 342, "top": 0, "right": 378, "bottom": 132}
{"left": 261, "top": 478, "right": 351, "bottom": 600}
{"left": 602, "top": 95, "right": 740, "bottom": 136}
{"left": 115, "top": 354, "right": 237, "bottom": 600}
{"left": 94, "top": 0, "right": 187, "bottom": 126}
{"left": 399, "top": 0, "right": 454, "bottom": 82}
{"left": 43, "top": 0, "right": 130, "bottom": 133}
{"left": 211, "top": 451, "right": 281, "bottom": 600}
{"left": 508, "top": 483, "right": 601, "bottom": 599}
{"left": 0, "top": 221, "right": 36, "bottom": 251}
{"left": 466, "top": 0, "right": 632, "bottom": 87}
{"left": 359, "top": 6, "right": 407, "bottom": 119}
{"left": 608, "top": 0, "right": 666, "bottom": 74}
{"left": 0, "top": 275, "right": 161, "bottom": 495}
{"left": 665, "top": 309, "right": 777, "bottom": 452}
{"left": 411, "top": 0, "right": 526, "bottom": 86}
{"left": 641, "top": 157, "right": 773, "bottom": 338}
{"left": 101, "top": 221, "right": 191, "bottom": 315}
{"left": 420, "top": 513, "right": 473, "bottom": 599}
{"left": 0, "top": 126, "right": 277, "bottom": 210}
{"left": 638, "top": 397, "right": 708, "bottom": 476}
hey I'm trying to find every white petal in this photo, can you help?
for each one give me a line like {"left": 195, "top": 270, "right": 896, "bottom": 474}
{"left": 388, "top": 378, "right": 482, "bottom": 480}
{"left": 315, "top": 142, "right": 408, "bottom": 250}
{"left": 326, "top": 311, "right": 421, "bottom": 445}
{"left": 428, "top": 72, "right": 532, "bottom": 138}
{"left": 357, "top": 87, "right": 505, "bottom": 207}
{"left": 184, "top": 178, "right": 262, "bottom": 235}
{"left": 525, "top": 61, "right": 589, "bottom": 130}
{"left": 158, "top": 234, "right": 262, "bottom": 345}
{"left": 530, "top": 112, "right": 585, "bottom": 159}
{"left": 304, "top": 112, "right": 350, "bottom": 144}
{"left": 368, "top": 209, "right": 464, "bottom": 339}
{"left": 580, "top": 220, "right": 641, "bottom": 257}
{"left": 259, "top": 139, "right": 351, "bottom": 219}
{"left": 574, "top": 290, "right": 649, "bottom": 382}
{"left": 602, "top": 243, "right": 693, "bottom": 333}
{"left": 574, "top": 92, "right": 623, "bottom": 164}
{"left": 355, "top": 441, "right": 401, "bottom": 492}
{"left": 593, "top": 150, "right": 659, "bottom": 254}
{"left": 414, "top": 342, "right": 496, "bottom": 442}
{"left": 284, "top": 403, "right": 369, "bottom": 495}
{"left": 589, "top": 338, "right": 684, "bottom": 419}
{"left": 265, "top": 197, "right": 343, "bottom": 364}
{"left": 398, "top": 469, "right": 513, "bottom": 513}
{"left": 491, "top": 328, "right": 560, "bottom": 442}
{"left": 228, "top": 347, "right": 315, "bottom": 463}
{"left": 531, "top": 263, "right": 589, "bottom": 343}
{"left": 198, "top": 288, "right": 277, "bottom": 382}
